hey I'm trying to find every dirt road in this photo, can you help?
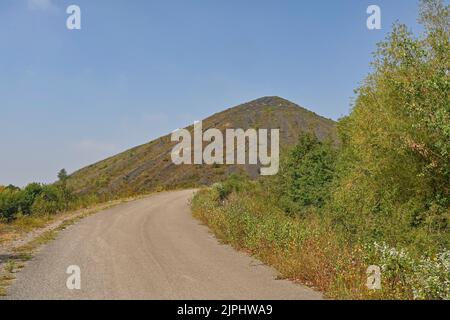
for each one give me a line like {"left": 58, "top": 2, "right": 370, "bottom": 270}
{"left": 5, "top": 190, "right": 322, "bottom": 300}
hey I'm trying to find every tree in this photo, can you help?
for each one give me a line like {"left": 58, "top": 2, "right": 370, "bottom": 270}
{"left": 57, "top": 169, "right": 72, "bottom": 210}
{"left": 31, "top": 185, "right": 64, "bottom": 215}
{"left": 18, "top": 183, "right": 43, "bottom": 215}
{"left": 0, "top": 188, "right": 21, "bottom": 221}
{"left": 275, "top": 133, "right": 337, "bottom": 215}
{"left": 5, "top": 184, "right": 20, "bottom": 192}
{"left": 330, "top": 0, "right": 450, "bottom": 247}
{"left": 58, "top": 169, "right": 68, "bottom": 183}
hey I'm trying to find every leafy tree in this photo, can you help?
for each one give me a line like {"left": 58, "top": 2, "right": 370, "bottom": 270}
{"left": 5, "top": 184, "right": 20, "bottom": 192}
{"left": 275, "top": 133, "right": 337, "bottom": 215}
{"left": 0, "top": 189, "right": 21, "bottom": 221}
{"left": 58, "top": 169, "right": 68, "bottom": 183}
{"left": 17, "top": 183, "right": 43, "bottom": 215}
{"left": 31, "top": 185, "right": 64, "bottom": 215}
{"left": 330, "top": 0, "right": 449, "bottom": 248}
{"left": 57, "top": 168, "right": 73, "bottom": 210}
{"left": 0, "top": 170, "right": 78, "bottom": 221}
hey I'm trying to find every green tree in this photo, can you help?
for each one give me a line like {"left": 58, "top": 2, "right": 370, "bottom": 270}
{"left": 5, "top": 184, "right": 20, "bottom": 192}
{"left": 31, "top": 184, "right": 64, "bottom": 215}
{"left": 17, "top": 183, "right": 43, "bottom": 215}
{"left": 330, "top": 0, "right": 449, "bottom": 248}
{"left": 57, "top": 168, "right": 74, "bottom": 210}
{"left": 275, "top": 133, "right": 337, "bottom": 215}
{"left": 58, "top": 169, "right": 68, "bottom": 183}
{"left": 0, "top": 188, "right": 21, "bottom": 221}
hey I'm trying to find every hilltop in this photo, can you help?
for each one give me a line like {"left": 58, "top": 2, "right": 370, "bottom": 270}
{"left": 67, "top": 97, "right": 337, "bottom": 197}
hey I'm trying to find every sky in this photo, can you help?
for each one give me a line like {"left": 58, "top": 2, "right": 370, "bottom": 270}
{"left": 0, "top": 0, "right": 425, "bottom": 186}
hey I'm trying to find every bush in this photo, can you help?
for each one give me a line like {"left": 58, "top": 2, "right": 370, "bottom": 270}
{"left": 273, "top": 133, "right": 337, "bottom": 215}
{"left": 364, "top": 242, "right": 450, "bottom": 299}
{"left": 31, "top": 185, "right": 65, "bottom": 215}
{"left": 213, "top": 174, "right": 247, "bottom": 201}
{"left": 0, "top": 181, "right": 75, "bottom": 221}
{"left": 0, "top": 189, "right": 21, "bottom": 221}
{"left": 328, "top": 0, "right": 450, "bottom": 251}
{"left": 17, "top": 183, "right": 44, "bottom": 215}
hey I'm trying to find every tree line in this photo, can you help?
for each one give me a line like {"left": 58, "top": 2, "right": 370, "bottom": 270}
{"left": 0, "top": 169, "right": 73, "bottom": 221}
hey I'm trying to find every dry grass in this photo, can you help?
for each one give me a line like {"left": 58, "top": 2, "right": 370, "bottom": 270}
{"left": 0, "top": 215, "right": 52, "bottom": 245}
{"left": 191, "top": 188, "right": 393, "bottom": 300}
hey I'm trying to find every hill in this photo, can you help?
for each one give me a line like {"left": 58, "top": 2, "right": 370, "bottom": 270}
{"left": 67, "top": 96, "right": 337, "bottom": 197}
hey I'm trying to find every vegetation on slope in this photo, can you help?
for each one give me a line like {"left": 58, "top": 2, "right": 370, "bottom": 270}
{"left": 192, "top": 0, "right": 450, "bottom": 300}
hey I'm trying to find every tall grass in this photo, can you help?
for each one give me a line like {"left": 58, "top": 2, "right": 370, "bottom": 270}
{"left": 192, "top": 180, "right": 450, "bottom": 300}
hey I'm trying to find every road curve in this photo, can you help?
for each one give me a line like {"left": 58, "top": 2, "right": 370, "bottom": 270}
{"left": 5, "top": 190, "right": 322, "bottom": 300}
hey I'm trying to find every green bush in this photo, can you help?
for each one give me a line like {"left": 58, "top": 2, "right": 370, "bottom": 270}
{"left": 213, "top": 174, "right": 247, "bottom": 201}
{"left": 328, "top": 0, "right": 450, "bottom": 251}
{"left": 364, "top": 242, "right": 450, "bottom": 300}
{"left": 273, "top": 133, "right": 337, "bottom": 215}
{"left": 17, "top": 183, "right": 44, "bottom": 215}
{"left": 0, "top": 189, "right": 21, "bottom": 221}
{"left": 31, "top": 185, "right": 65, "bottom": 215}
{"left": 0, "top": 180, "right": 76, "bottom": 221}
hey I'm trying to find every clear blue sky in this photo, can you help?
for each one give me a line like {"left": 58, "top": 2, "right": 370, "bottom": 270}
{"left": 1, "top": 0, "right": 424, "bottom": 186}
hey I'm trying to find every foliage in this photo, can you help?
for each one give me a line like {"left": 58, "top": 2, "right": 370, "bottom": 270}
{"left": 273, "top": 133, "right": 337, "bottom": 215}
{"left": 0, "top": 189, "right": 22, "bottom": 222}
{"left": 193, "top": 183, "right": 372, "bottom": 299}
{"left": 17, "top": 183, "right": 44, "bottom": 215}
{"left": 364, "top": 242, "right": 450, "bottom": 300}
{"left": 30, "top": 185, "right": 65, "bottom": 215}
{"left": 0, "top": 173, "right": 76, "bottom": 221}
{"left": 192, "top": 0, "right": 450, "bottom": 300}
{"left": 213, "top": 174, "right": 247, "bottom": 201}
{"left": 57, "top": 169, "right": 68, "bottom": 183}
{"left": 328, "top": 0, "right": 449, "bottom": 251}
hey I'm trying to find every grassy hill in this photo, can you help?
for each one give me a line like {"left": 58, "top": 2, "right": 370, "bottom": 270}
{"left": 67, "top": 96, "right": 337, "bottom": 197}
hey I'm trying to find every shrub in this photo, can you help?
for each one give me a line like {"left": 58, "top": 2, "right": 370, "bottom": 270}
{"left": 329, "top": 0, "right": 450, "bottom": 251}
{"left": 0, "top": 189, "right": 21, "bottom": 221}
{"left": 30, "top": 185, "right": 64, "bottom": 215}
{"left": 213, "top": 174, "right": 247, "bottom": 201}
{"left": 364, "top": 242, "right": 450, "bottom": 299}
{"left": 274, "top": 133, "right": 337, "bottom": 215}
{"left": 17, "top": 183, "right": 44, "bottom": 215}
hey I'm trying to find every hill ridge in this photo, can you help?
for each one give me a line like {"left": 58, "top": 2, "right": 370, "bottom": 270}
{"left": 68, "top": 97, "right": 337, "bottom": 197}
